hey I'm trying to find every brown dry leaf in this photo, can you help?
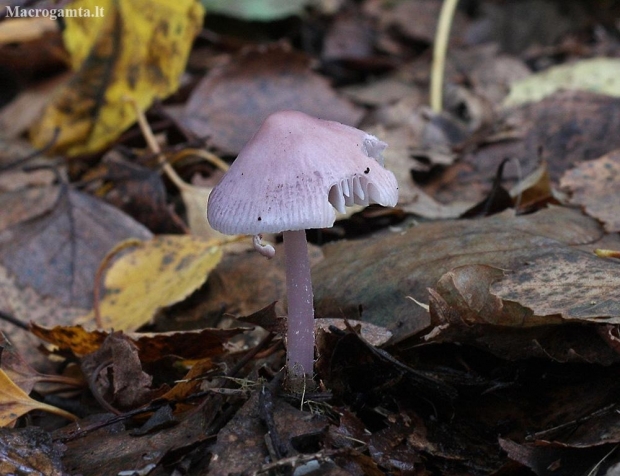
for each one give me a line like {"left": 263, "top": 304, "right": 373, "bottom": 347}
{"left": 0, "top": 427, "right": 65, "bottom": 476}
{"left": 381, "top": 0, "right": 468, "bottom": 44}
{"left": 442, "top": 91, "right": 620, "bottom": 205}
{"left": 59, "top": 404, "right": 212, "bottom": 475}
{"left": 491, "top": 248, "right": 620, "bottom": 321}
{"left": 30, "top": 324, "right": 242, "bottom": 363}
{"left": 0, "top": 369, "right": 76, "bottom": 426}
{"left": 100, "top": 153, "right": 185, "bottom": 234}
{"left": 81, "top": 332, "right": 165, "bottom": 410}
{"left": 0, "top": 73, "right": 69, "bottom": 140}
{"left": 322, "top": 9, "right": 374, "bottom": 62}
{"left": 160, "top": 358, "right": 214, "bottom": 405}
{"left": 560, "top": 149, "right": 620, "bottom": 233}
{"left": 0, "top": 264, "right": 87, "bottom": 371}
{"left": 0, "top": 333, "right": 82, "bottom": 394}
{"left": 0, "top": 183, "right": 152, "bottom": 309}
{"left": 207, "top": 390, "right": 329, "bottom": 475}
{"left": 425, "top": 285, "right": 620, "bottom": 365}
{"left": 0, "top": 173, "right": 57, "bottom": 232}
{"left": 313, "top": 207, "right": 613, "bottom": 342}
{"left": 203, "top": 243, "right": 322, "bottom": 318}
{"left": 0, "top": 333, "right": 41, "bottom": 393}
{"left": 450, "top": 44, "right": 531, "bottom": 108}
{"left": 182, "top": 42, "right": 363, "bottom": 155}
{"left": 315, "top": 319, "right": 392, "bottom": 347}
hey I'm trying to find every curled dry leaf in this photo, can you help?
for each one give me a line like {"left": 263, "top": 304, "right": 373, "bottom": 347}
{"left": 30, "top": 324, "right": 241, "bottom": 362}
{"left": 81, "top": 332, "right": 165, "bottom": 410}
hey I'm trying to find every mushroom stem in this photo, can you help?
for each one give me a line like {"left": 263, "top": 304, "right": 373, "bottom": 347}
{"left": 282, "top": 229, "right": 315, "bottom": 382}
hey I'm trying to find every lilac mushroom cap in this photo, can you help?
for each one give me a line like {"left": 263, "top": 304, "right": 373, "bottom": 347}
{"left": 206, "top": 110, "right": 398, "bottom": 387}
{"left": 207, "top": 110, "right": 398, "bottom": 234}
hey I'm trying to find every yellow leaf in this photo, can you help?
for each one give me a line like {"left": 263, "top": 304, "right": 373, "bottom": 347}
{"left": 79, "top": 235, "right": 223, "bottom": 331}
{"left": 29, "top": 0, "right": 204, "bottom": 156}
{"left": 0, "top": 369, "right": 77, "bottom": 427}
{"left": 504, "top": 58, "right": 620, "bottom": 108}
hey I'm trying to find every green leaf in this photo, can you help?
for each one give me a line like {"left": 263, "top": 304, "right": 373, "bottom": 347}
{"left": 201, "top": 0, "right": 312, "bottom": 21}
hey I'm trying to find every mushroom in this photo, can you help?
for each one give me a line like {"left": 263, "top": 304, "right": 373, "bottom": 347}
{"left": 207, "top": 110, "right": 398, "bottom": 388}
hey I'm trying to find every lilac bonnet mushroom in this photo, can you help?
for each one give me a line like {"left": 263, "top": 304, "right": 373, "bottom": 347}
{"left": 207, "top": 110, "right": 398, "bottom": 387}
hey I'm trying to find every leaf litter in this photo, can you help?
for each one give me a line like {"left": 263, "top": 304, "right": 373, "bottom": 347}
{"left": 2, "top": 0, "right": 620, "bottom": 474}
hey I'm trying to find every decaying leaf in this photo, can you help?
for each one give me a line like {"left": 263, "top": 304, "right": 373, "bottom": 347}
{"left": 313, "top": 207, "right": 618, "bottom": 342}
{"left": 0, "top": 183, "right": 152, "bottom": 309}
{"left": 81, "top": 332, "right": 165, "bottom": 410}
{"left": 0, "top": 333, "right": 82, "bottom": 394}
{"left": 182, "top": 43, "right": 363, "bottom": 155}
{"left": 100, "top": 153, "right": 185, "bottom": 234}
{"left": 448, "top": 91, "right": 620, "bottom": 206}
{"left": 0, "top": 427, "right": 65, "bottom": 476}
{"left": 491, "top": 249, "right": 620, "bottom": 321}
{"left": 59, "top": 406, "right": 210, "bottom": 475}
{"left": 30, "top": 323, "right": 242, "bottom": 362}
{"left": 207, "top": 390, "right": 329, "bottom": 474}
{"left": 560, "top": 149, "right": 620, "bottom": 233}
{"left": 30, "top": 0, "right": 204, "bottom": 155}
{"left": 0, "top": 369, "right": 76, "bottom": 426}
{"left": 76, "top": 235, "right": 222, "bottom": 331}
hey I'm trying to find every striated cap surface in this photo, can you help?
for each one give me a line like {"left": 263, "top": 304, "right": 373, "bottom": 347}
{"left": 207, "top": 110, "right": 399, "bottom": 235}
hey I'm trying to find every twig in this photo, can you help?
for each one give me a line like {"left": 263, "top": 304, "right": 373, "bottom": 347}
{"left": 0, "top": 310, "right": 29, "bottom": 330}
{"left": 0, "top": 128, "right": 60, "bottom": 172}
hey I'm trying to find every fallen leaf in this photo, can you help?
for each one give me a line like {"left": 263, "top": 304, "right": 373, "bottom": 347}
{"left": 0, "top": 333, "right": 82, "bottom": 394}
{"left": 382, "top": 0, "right": 467, "bottom": 44}
{"left": 560, "top": 149, "right": 620, "bottom": 233}
{"left": 77, "top": 235, "right": 223, "bottom": 331}
{"left": 81, "top": 332, "right": 166, "bottom": 410}
{"left": 449, "top": 91, "right": 620, "bottom": 205}
{"left": 313, "top": 207, "right": 613, "bottom": 342}
{"left": 0, "top": 427, "right": 65, "bottom": 476}
{"left": 100, "top": 153, "right": 186, "bottom": 234}
{"left": 30, "top": 0, "right": 204, "bottom": 155}
{"left": 182, "top": 42, "right": 363, "bottom": 155}
{"left": 59, "top": 407, "right": 210, "bottom": 475}
{"left": 424, "top": 272, "right": 620, "bottom": 364}
{"left": 30, "top": 324, "right": 242, "bottom": 362}
{"left": 202, "top": 243, "right": 322, "bottom": 318}
{"left": 504, "top": 58, "right": 620, "bottom": 107}
{"left": 0, "top": 369, "right": 76, "bottom": 426}
{"left": 207, "top": 389, "right": 329, "bottom": 475}
{"left": 0, "top": 183, "right": 152, "bottom": 309}
{"left": 491, "top": 248, "right": 620, "bottom": 321}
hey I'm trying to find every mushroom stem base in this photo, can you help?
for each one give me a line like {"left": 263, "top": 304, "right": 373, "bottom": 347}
{"left": 283, "top": 229, "right": 315, "bottom": 383}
